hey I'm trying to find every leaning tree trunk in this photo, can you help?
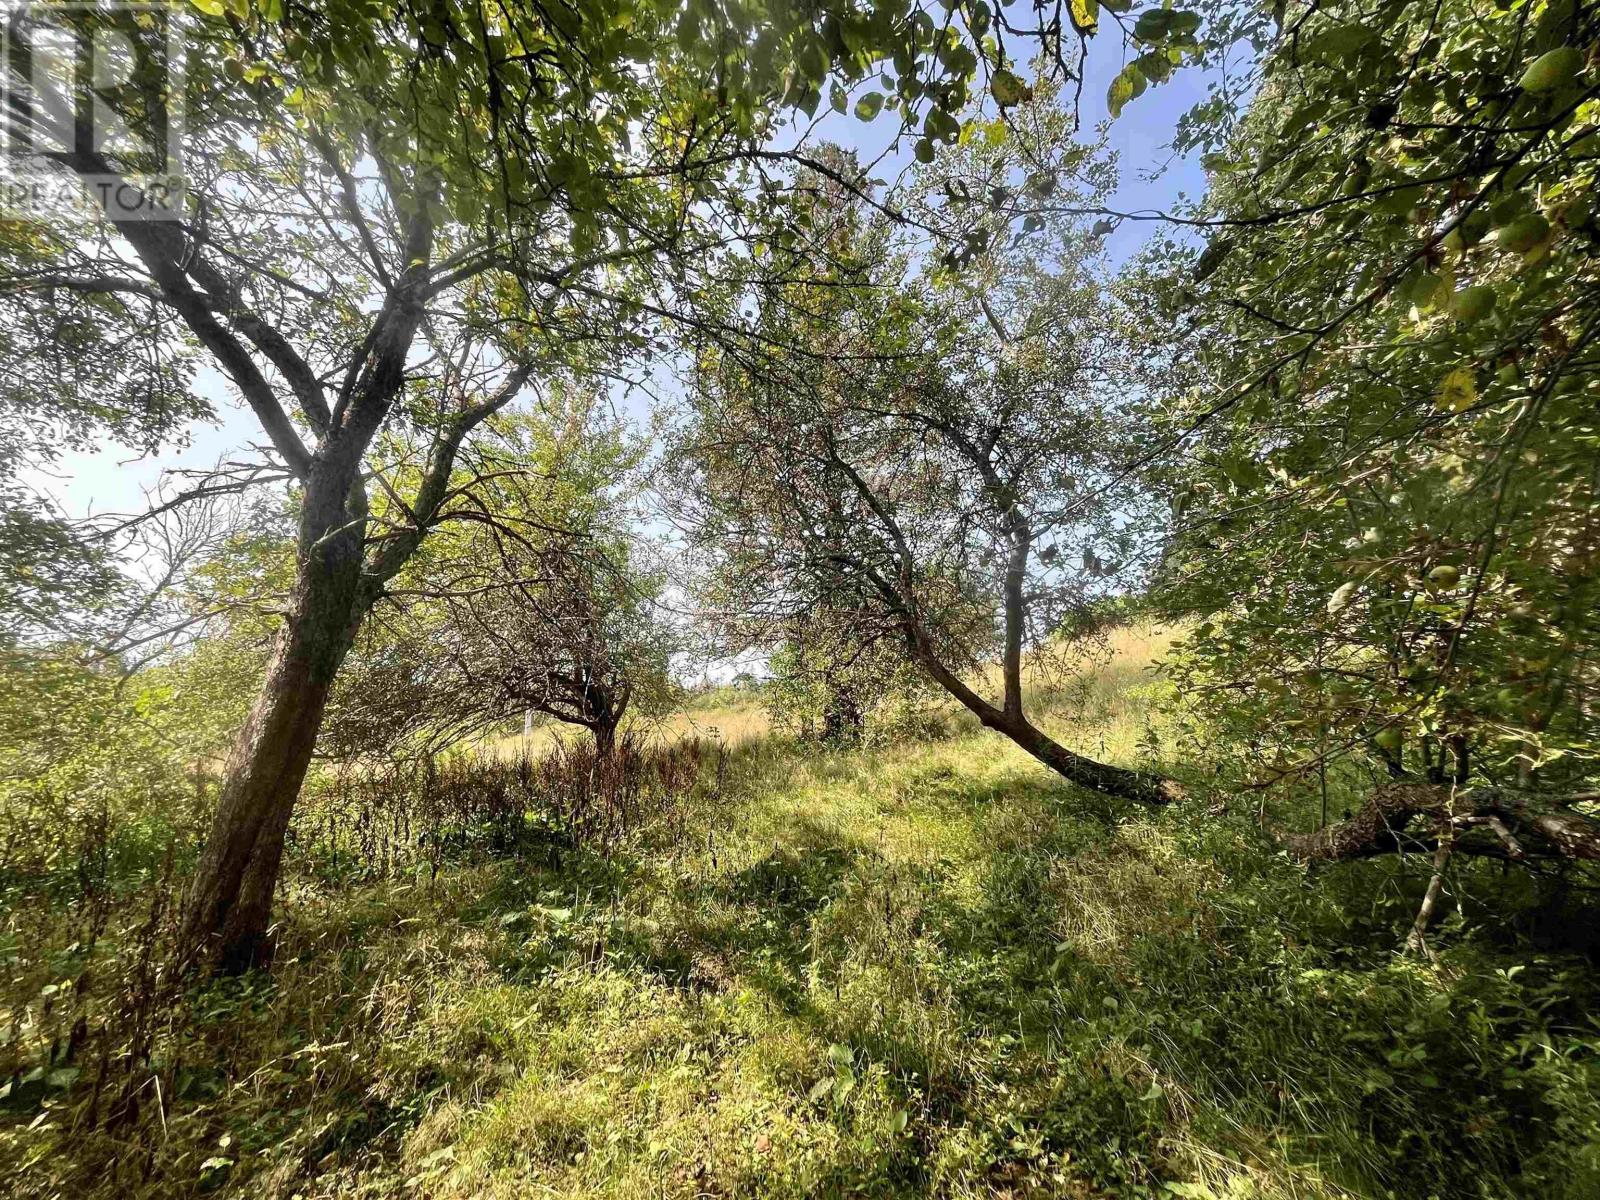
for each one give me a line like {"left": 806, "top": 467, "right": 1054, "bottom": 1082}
{"left": 906, "top": 636, "right": 1184, "bottom": 806}
{"left": 178, "top": 484, "right": 368, "bottom": 973}
{"left": 1000, "top": 712, "right": 1184, "bottom": 805}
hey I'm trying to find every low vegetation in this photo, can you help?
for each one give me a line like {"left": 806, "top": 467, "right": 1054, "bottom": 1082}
{"left": 6, "top": 632, "right": 1599, "bottom": 1199}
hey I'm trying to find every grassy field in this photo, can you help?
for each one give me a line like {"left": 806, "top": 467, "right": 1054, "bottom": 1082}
{"left": 491, "top": 623, "right": 1175, "bottom": 763}
{"left": 484, "top": 686, "right": 773, "bottom": 760}
{"left": 9, "top": 627, "right": 1600, "bottom": 1198}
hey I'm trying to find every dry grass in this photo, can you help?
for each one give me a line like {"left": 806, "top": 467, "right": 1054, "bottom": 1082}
{"left": 954, "top": 619, "right": 1182, "bottom": 767}
{"left": 482, "top": 621, "right": 1177, "bottom": 765}
{"left": 482, "top": 699, "right": 772, "bottom": 761}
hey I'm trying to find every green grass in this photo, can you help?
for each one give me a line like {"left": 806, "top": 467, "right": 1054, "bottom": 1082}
{"left": 8, "top": 632, "right": 1600, "bottom": 1198}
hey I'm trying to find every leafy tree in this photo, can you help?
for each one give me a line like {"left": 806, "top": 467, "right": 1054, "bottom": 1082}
{"left": 0, "top": 0, "right": 1225, "bottom": 967}
{"left": 326, "top": 396, "right": 675, "bottom": 759}
{"left": 0, "top": 647, "right": 220, "bottom": 901}
{"left": 1132, "top": 0, "right": 1600, "bottom": 873}
{"left": 764, "top": 607, "right": 932, "bottom": 746}
{"left": 670, "top": 128, "right": 1179, "bottom": 803}
{"left": 0, "top": 486, "right": 121, "bottom": 647}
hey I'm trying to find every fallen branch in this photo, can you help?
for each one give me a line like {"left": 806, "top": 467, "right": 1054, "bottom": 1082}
{"left": 1284, "top": 782, "right": 1600, "bottom": 864}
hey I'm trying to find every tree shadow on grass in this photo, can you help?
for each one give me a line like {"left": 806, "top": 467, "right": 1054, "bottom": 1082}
{"left": 602, "top": 814, "right": 864, "bottom": 1008}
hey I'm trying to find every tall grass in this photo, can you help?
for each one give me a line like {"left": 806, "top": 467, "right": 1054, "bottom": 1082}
{"left": 0, "top": 735, "right": 714, "bottom": 1197}
{"left": 295, "top": 735, "right": 713, "bottom": 880}
{"left": 5, "top": 625, "right": 1598, "bottom": 1199}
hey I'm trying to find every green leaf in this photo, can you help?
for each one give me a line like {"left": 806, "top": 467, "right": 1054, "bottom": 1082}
{"left": 925, "top": 106, "right": 961, "bottom": 143}
{"left": 799, "top": 36, "right": 829, "bottom": 86}
{"left": 1133, "top": 10, "right": 1175, "bottom": 40}
{"left": 990, "top": 69, "right": 1028, "bottom": 107}
{"left": 1168, "top": 11, "right": 1203, "bottom": 38}
{"left": 1449, "top": 284, "right": 1495, "bottom": 323}
{"left": 854, "top": 91, "right": 885, "bottom": 121}
{"left": 1304, "top": 23, "right": 1376, "bottom": 64}
{"left": 1520, "top": 47, "right": 1583, "bottom": 94}
{"left": 1435, "top": 367, "right": 1477, "bottom": 413}
{"left": 1496, "top": 213, "right": 1551, "bottom": 254}
{"left": 1135, "top": 50, "right": 1173, "bottom": 84}
{"left": 1107, "top": 63, "right": 1145, "bottom": 118}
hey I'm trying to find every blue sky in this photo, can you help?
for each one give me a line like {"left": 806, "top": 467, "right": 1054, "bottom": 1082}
{"left": 29, "top": 40, "right": 1217, "bottom": 521}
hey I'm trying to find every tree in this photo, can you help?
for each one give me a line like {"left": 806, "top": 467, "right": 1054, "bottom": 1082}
{"left": 764, "top": 604, "right": 930, "bottom": 746}
{"left": 669, "top": 128, "right": 1180, "bottom": 803}
{"left": 326, "top": 396, "right": 675, "bottom": 760}
{"left": 0, "top": 4, "right": 842, "bottom": 968}
{"left": 0, "top": 485, "right": 120, "bottom": 648}
{"left": 377, "top": 539, "right": 673, "bottom": 757}
{"left": 1129, "top": 0, "right": 1600, "bottom": 876}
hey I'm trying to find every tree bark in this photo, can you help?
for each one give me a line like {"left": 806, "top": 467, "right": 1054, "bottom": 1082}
{"left": 178, "top": 471, "right": 370, "bottom": 972}
{"left": 178, "top": 623, "right": 348, "bottom": 972}
{"left": 1283, "top": 781, "right": 1600, "bottom": 863}
{"left": 592, "top": 714, "right": 618, "bottom": 760}
{"left": 1405, "top": 843, "right": 1452, "bottom": 960}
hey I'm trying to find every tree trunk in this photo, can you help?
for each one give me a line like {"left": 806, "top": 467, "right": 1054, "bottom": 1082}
{"left": 178, "top": 624, "right": 347, "bottom": 972}
{"left": 1283, "top": 781, "right": 1600, "bottom": 863}
{"left": 179, "top": 486, "right": 366, "bottom": 973}
{"left": 907, "top": 636, "right": 1184, "bottom": 805}
{"left": 819, "top": 679, "right": 864, "bottom": 747}
{"left": 999, "top": 713, "right": 1184, "bottom": 805}
{"left": 593, "top": 715, "right": 617, "bottom": 760}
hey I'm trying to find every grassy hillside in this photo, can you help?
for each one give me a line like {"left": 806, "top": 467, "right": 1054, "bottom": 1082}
{"left": 491, "top": 622, "right": 1175, "bottom": 764}
{"left": 7, "top": 630, "right": 1599, "bottom": 1198}
{"left": 484, "top": 683, "right": 773, "bottom": 760}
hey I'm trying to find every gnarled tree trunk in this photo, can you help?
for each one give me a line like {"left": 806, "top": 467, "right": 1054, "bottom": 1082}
{"left": 1283, "top": 781, "right": 1600, "bottom": 863}
{"left": 1282, "top": 780, "right": 1600, "bottom": 953}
